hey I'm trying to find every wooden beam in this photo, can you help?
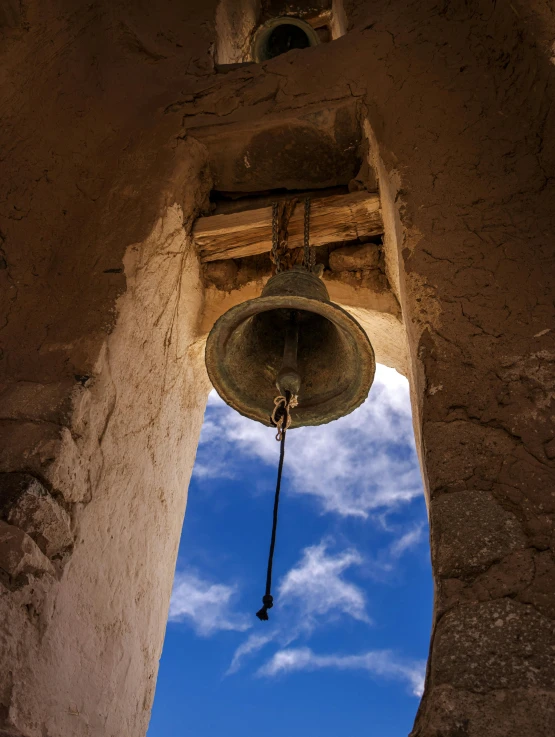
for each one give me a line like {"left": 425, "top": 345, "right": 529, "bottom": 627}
{"left": 194, "top": 191, "right": 383, "bottom": 263}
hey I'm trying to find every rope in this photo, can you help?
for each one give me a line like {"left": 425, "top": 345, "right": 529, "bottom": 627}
{"left": 255, "top": 421, "right": 286, "bottom": 621}
{"left": 256, "top": 394, "right": 295, "bottom": 621}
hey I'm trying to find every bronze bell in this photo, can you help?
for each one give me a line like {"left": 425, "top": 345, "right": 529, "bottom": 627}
{"left": 205, "top": 267, "right": 376, "bottom": 428}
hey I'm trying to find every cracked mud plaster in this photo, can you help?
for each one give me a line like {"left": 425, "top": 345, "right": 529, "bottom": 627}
{"left": 0, "top": 136, "right": 212, "bottom": 734}
{"left": 1, "top": 0, "right": 555, "bottom": 735}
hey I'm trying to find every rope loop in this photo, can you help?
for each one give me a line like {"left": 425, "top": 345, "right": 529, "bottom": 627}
{"left": 271, "top": 394, "right": 298, "bottom": 441}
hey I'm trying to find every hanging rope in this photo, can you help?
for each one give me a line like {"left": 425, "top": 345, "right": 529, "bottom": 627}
{"left": 256, "top": 199, "right": 312, "bottom": 621}
{"left": 256, "top": 393, "right": 297, "bottom": 621}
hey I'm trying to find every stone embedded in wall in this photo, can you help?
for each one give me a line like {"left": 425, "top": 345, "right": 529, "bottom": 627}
{"left": 544, "top": 437, "right": 555, "bottom": 460}
{"left": 322, "top": 267, "right": 398, "bottom": 310}
{"left": 430, "top": 599, "right": 555, "bottom": 694}
{"left": 518, "top": 549, "right": 555, "bottom": 621}
{"left": 424, "top": 420, "right": 516, "bottom": 496}
{"left": 328, "top": 243, "right": 381, "bottom": 272}
{"left": 431, "top": 490, "right": 526, "bottom": 578}
{"left": 411, "top": 684, "right": 555, "bottom": 737}
{"left": 435, "top": 548, "right": 536, "bottom": 618}
{"left": 0, "top": 473, "right": 72, "bottom": 558}
{"left": 0, "top": 520, "right": 54, "bottom": 578}
{"left": 204, "top": 260, "right": 239, "bottom": 290}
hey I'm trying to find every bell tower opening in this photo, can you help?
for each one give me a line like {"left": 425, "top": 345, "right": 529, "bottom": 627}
{"left": 148, "top": 366, "right": 431, "bottom": 735}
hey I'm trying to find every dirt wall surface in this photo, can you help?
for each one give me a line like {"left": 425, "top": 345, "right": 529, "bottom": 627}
{"left": 0, "top": 1, "right": 554, "bottom": 735}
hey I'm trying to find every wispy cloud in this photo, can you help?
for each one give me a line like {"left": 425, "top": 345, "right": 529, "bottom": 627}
{"left": 227, "top": 633, "right": 274, "bottom": 675}
{"left": 196, "top": 365, "right": 422, "bottom": 517}
{"left": 257, "top": 647, "right": 426, "bottom": 697}
{"left": 169, "top": 571, "right": 250, "bottom": 637}
{"left": 278, "top": 540, "right": 369, "bottom": 625}
{"left": 389, "top": 523, "right": 425, "bottom": 559}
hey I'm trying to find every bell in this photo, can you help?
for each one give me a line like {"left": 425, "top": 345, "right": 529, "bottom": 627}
{"left": 205, "top": 267, "right": 376, "bottom": 428}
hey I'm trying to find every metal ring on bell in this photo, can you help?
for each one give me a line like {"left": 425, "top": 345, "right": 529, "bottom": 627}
{"left": 205, "top": 268, "right": 376, "bottom": 428}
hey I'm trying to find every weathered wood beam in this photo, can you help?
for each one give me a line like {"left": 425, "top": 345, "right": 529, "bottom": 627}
{"left": 194, "top": 191, "right": 383, "bottom": 263}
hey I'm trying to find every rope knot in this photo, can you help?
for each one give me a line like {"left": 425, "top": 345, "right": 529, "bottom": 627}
{"left": 256, "top": 594, "right": 274, "bottom": 621}
{"left": 271, "top": 394, "right": 298, "bottom": 441}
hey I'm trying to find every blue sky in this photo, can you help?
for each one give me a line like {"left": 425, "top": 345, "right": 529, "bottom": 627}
{"left": 148, "top": 365, "right": 432, "bottom": 737}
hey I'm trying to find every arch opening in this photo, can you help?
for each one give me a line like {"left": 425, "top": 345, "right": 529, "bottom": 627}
{"left": 149, "top": 109, "right": 431, "bottom": 735}
{"left": 149, "top": 360, "right": 432, "bottom": 735}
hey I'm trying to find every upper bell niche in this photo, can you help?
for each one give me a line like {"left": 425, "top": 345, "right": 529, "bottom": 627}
{"left": 215, "top": 0, "right": 346, "bottom": 65}
{"left": 187, "top": 100, "right": 362, "bottom": 193}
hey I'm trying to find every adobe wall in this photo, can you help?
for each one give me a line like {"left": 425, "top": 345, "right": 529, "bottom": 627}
{"left": 0, "top": 1, "right": 554, "bottom": 735}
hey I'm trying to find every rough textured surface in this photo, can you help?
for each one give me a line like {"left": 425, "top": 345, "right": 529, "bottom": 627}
{"left": 0, "top": 473, "right": 72, "bottom": 558}
{"left": 431, "top": 599, "right": 555, "bottom": 693}
{"left": 0, "top": 520, "right": 54, "bottom": 579}
{"left": 328, "top": 243, "right": 380, "bottom": 272}
{"left": 189, "top": 99, "right": 362, "bottom": 192}
{"left": 1, "top": 0, "right": 554, "bottom": 735}
{"left": 432, "top": 490, "right": 527, "bottom": 578}
{"left": 204, "top": 259, "right": 239, "bottom": 288}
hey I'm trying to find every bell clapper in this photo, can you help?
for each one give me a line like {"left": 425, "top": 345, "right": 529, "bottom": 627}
{"left": 276, "top": 310, "right": 301, "bottom": 397}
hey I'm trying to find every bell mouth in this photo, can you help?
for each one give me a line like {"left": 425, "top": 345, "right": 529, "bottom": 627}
{"left": 205, "top": 274, "right": 376, "bottom": 428}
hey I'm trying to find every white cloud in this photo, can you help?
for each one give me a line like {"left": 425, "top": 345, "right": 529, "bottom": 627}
{"left": 278, "top": 540, "right": 369, "bottom": 625}
{"left": 169, "top": 571, "right": 251, "bottom": 637}
{"left": 197, "top": 365, "right": 423, "bottom": 517}
{"left": 389, "top": 523, "right": 425, "bottom": 559}
{"left": 258, "top": 647, "right": 426, "bottom": 697}
{"left": 226, "top": 633, "right": 274, "bottom": 675}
